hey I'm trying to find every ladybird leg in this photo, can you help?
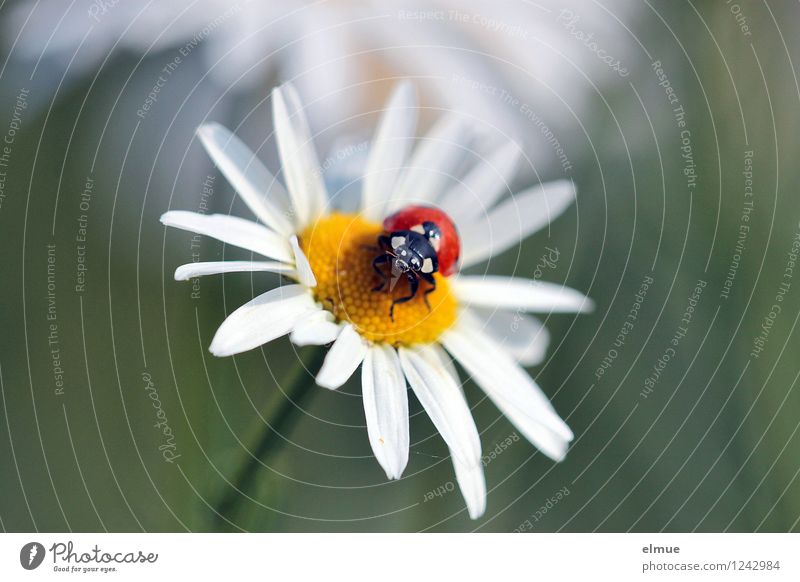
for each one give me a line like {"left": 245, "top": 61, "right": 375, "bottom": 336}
{"left": 371, "top": 254, "right": 390, "bottom": 292}
{"left": 389, "top": 273, "right": 419, "bottom": 322}
{"left": 420, "top": 272, "right": 436, "bottom": 312}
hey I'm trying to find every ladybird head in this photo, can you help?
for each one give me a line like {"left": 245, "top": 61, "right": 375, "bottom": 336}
{"left": 387, "top": 231, "right": 437, "bottom": 276}
{"left": 382, "top": 205, "right": 460, "bottom": 276}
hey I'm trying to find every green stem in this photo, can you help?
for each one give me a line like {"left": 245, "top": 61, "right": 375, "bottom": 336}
{"left": 213, "top": 347, "right": 326, "bottom": 529}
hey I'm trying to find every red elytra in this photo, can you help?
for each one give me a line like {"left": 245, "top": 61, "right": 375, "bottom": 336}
{"left": 382, "top": 205, "right": 461, "bottom": 276}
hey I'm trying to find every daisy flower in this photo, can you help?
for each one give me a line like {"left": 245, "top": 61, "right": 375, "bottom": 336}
{"left": 161, "top": 81, "right": 592, "bottom": 519}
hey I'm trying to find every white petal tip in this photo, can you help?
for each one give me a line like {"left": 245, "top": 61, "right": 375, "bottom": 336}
{"left": 552, "top": 450, "right": 570, "bottom": 463}
{"left": 383, "top": 468, "right": 403, "bottom": 481}
{"left": 208, "top": 343, "right": 227, "bottom": 358}
{"left": 207, "top": 331, "right": 243, "bottom": 358}
{"left": 543, "top": 438, "right": 570, "bottom": 462}
{"left": 314, "top": 325, "right": 367, "bottom": 390}
{"left": 533, "top": 429, "right": 572, "bottom": 462}
{"left": 289, "top": 321, "right": 340, "bottom": 347}
{"left": 209, "top": 341, "right": 242, "bottom": 358}
{"left": 196, "top": 123, "right": 219, "bottom": 137}
{"left": 381, "top": 455, "right": 408, "bottom": 481}
{"left": 467, "top": 505, "right": 486, "bottom": 520}
{"left": 195, "top": 124, "right": 225, "bottom": 152}
{"left": 315, "top": 367, "right": 345, "bottom": 390}
{"left": 392, "top": 80, "right": 416, "bottom": 101}
{"left": 550, "top": 422, "right": 575, "bottom": 444}
{"left": 454, "top": 460, "right": 487, "bottom": 520}
{"left": 208, "top": 330, "right": 237, "bottom": 356}
{"left": 271, "top": 84, "right": 290, "bottom": 102}
{"left": 315, "top": 377, "right": 341, "bottom": 391}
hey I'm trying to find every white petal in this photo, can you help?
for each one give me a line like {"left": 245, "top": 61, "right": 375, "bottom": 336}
{"left": 460, "top": 180, "right": 576, "bottom": 267}
{"left": 160, "top": 211, "right": 293, "bottom": 263}
{"left": 289, "top": 235, "right": 316, "bottom": 288}
{"left": 196, "top": 123, "right": 293, "bottom": 235}
{"left": 272, "top": 83, "right": 328, "bottom": 229}
{"left": 289, "top": 312, "right": 341, "bottom": 347}
{"left": 453, "top": 276, "right": 594, "bottom": 313}
{"left": 452, "top": 454, "right": 487, "bottom": 520}
{"left": 361, "top": 82, "right": 418, "bottom": 220}
{"left": 431, "top": 344, "right": 461, "bottom": 386}
{"left": 470, "top": 308, "right": 550, "bottom": 366}
{"left": 364, "top": 18, "right": 523, "bottom": 142}
{"left": 362, "top": 346, "right": 410, "bottom": 480}
{"left": 209, "top": 286, "right": 318, "bottom": 357}
{"left": 174, "top": 260, "right": 295, "bottom": 281}
{"left": 496, "top": 406, "right": 570, "bottom": 461}
{"left": 442, "top": 314, "right": 574, "bottom": 453}
{"left": 324, "top": 137, "right": 370, "bottom": 213}
{"left": 388, "top": 112, "right": 472, "bottom": 211}
{"left": 280, "top": 4, "right": 362, "bottom": 131}
{"left": 315, "top": 324, "right": 367, "bottom": 390}
{"left": 438, "top": 140, "right": 521, "bottom": 226}
{"left": 398, "top": 345, "right": 481, "bottom": 468}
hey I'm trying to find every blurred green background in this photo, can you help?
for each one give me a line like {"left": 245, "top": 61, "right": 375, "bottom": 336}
{"left": 2, "top": 0, "right": 800, "bottom": 532}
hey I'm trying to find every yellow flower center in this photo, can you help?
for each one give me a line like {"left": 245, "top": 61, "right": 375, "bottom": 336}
{"left": 300, "top": 213, "right": 458, "bottom": 345}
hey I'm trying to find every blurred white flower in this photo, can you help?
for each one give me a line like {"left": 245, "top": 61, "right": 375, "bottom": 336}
{"left": 6, "top": 0, "right": 636, "bottom": 156}
{"left": 161, "top": 81, "right": 592, "bottom": 519}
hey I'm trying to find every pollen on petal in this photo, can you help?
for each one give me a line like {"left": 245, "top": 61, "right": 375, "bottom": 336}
{"left": 300, "top": 213, "right": 458, "bottom": 345}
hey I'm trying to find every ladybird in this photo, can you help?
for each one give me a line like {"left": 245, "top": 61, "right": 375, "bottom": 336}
{"left": 371, "top": 205, "right": 461, "bottom": 320}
